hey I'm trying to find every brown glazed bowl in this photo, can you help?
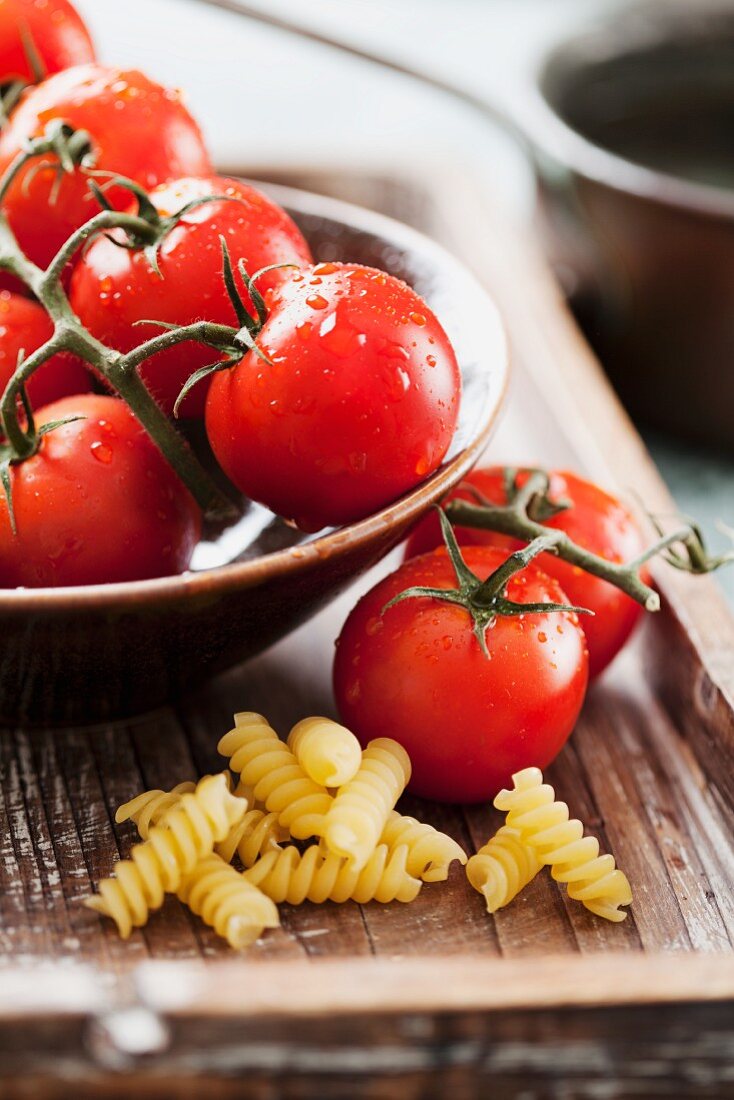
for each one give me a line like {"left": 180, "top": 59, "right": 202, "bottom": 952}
{"left": 520, "top": 1, "right": 734, "bottom": 450}
{"left": 0, "top": 184, "right": 507, "bottom": 726}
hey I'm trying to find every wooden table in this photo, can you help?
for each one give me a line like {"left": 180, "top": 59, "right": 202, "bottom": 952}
{"left": 2, "top": 168, "right": 734, "bottom": 1098}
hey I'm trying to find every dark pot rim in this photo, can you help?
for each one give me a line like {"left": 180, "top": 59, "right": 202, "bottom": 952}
{"left": 522, "top": 3, "right": 734, "bottom": 222}
{"left": 0, "top": 183, "right": 508, "bottom": 613}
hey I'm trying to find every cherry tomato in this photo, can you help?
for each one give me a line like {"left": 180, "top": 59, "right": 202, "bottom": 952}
{"left": 0, "top": 0, "right": 94, "bottom": 85}
{"left": 0, "top": 64, "right": 211, "bottom": 271}
{"left": 334, "top": 546, "right": 588, "bottom": 803}
{"left": 406, "top": 467, "right": 647, "bottom": 678}
{"left": 0, "top": 394, "right": 201, "bottom": 587}
{"left": 205, "top": 263, "right": 461, "bottom": 531}
{"left": 0, "top": 291, "right": 90, "bottom": 411}
{"left": 70, "top": 176, "right": 312, "bottom": 417}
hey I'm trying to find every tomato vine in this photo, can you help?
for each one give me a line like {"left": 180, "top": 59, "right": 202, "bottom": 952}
{"left": 0, "top": 120, "right": 246, "bottom": 522}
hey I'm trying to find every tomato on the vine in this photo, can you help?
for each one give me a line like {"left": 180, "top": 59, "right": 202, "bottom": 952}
{"left": 0, "top": 0, "right": 94, "bottom": 86}
{"left": 0, "top": 394, "right": 201, "bottom": 587}
{"left": 0, "top": 64, "right": 211, "bottom": 270}
{"left": 70, "top": 176, "right": 313, "bottom": 417}
{"left": 205, "top": 262, "right": 461, "bottom": 531}
{"left": 334, "top": 545, "right": 589, "bottom": 803}
{"left": 0, "top": 291, "right": 90, "bottom": 411}
{"left": 406, "top": 468, "right": 647, "bottom": 677}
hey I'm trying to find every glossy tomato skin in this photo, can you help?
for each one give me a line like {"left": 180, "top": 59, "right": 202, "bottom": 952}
{"left": 70, "top": 177, "right": 313, "bottom": 417}
{"left": 0, "top": 0, "right": 94, "bottom": 84}
{"left": 0, "top": 64, "right": 211, "bottom": 271}
{"left": 206, "top": 263, "right": 461, "bottom": 531}
{"left": 0, "top": 291, "right": 90, "bottom": 410}
{"left": 406, "top": 468, "right": 647, "bottom": 678}
{"left": 0, "top": 394, "right": 201, "bottom": 587}
{"left": 334, "top": 547, "right": 589, "bottom": 803}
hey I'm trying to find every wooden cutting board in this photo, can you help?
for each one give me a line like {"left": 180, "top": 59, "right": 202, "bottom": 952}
{"left": 2, "top": 166, "right": 733, "bottom": 1099}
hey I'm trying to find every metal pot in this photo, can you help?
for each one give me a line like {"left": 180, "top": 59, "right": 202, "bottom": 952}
{"left": 521, "top": 1, "right": 734, "bottom": 449}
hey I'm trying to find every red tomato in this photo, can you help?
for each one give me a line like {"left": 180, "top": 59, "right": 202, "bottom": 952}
{"left": 0, "top": 394, "right": 201, "bottom": 587}
{"left": 70, "top": 176, "right": 313, "bottom": 417}
{"left": 0, "top": 64, "right": 211, "bottom": 271}
{"left": 205, "top": 263, "right": 461, "bottom": 531}
{"left": 0, "top": 291, "right": 90, "bottom": 411}
{"left": 0, "top": 0, "right": 94, "bottom": 85}
{"left": 405, "top": 467, "right": 647, "bottom": 678}
{"left": 334, "top": 546, "right": 589, "bottom": 803}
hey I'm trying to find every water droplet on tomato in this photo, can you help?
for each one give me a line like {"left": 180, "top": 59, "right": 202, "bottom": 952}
{"left": 366, "top": 616, "right": 383, "bottom": 636}
{"left": 410, "top": 312, "right": 426, "bottom": 326}
{"left": 538, "top": 631, "right": 548, "bottom": 643}
{"left": 90, "top": 441, "right": 113, "bottom": 464}
{"left": 319, "top": 312, "right": 366, "bottom": 358}
{"left": 306, "top": 294, "right": 328, "bottom": 310}
{"left": 297, "top": 321, "right": 312, "bottom": 342}
{"left": 426, "top": 354, "right": 437, "bottom": 367}
{"left": 313, "top": 262, "right": 338, "bottom": 276}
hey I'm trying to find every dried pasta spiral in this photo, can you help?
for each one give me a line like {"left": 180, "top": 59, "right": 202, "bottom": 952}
{"left": 218, "top": 712, "right": 332, "bottom": 839}
{"left": 216, "top": 807, "right": 285, "bottom": 867}
{"left": 244, "top": 842, "right": 421, "bottom": 905}
{"left": 115, "top": 781, "right": 197, "bottom": 837}
{"left": 287, "top": 716, "right": 362, "bottom": 787}
{"left": 494, "top": 768, "right": 633, "bottom": 922}
{"left": 177, "top": 854, "right": 280, "bottom": 949}
{"left": 381, "top": 811, "right": 467, "bottom": 883}
{"left": 466, "top": 825, "right": 542, "bottom": 913}
{"left": 85, "top": 774, "right": 246, "bottom": 938}
{"left": 322, "top": 738, "right": 411, "bottom": 871}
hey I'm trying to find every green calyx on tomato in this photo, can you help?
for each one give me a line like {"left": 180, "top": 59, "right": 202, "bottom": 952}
{"left": 387, "top": 507, "right": 592, "bottom": 657}
{"left": 84, "top": 171, "right": 249, "bottom": 281}
{"left": 170, "top": 239, "right": 297, "bottom": 418}
{"left": 2, "top": 119, "right": 95, "bottom": 204}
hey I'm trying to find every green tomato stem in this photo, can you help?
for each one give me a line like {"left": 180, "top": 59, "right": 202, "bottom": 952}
{"left": 445, "top": 496, "right": 661, "bottom": 612}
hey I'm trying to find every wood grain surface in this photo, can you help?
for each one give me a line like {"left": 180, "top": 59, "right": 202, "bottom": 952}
{"left": 2, "top": 168, "right": 734, "bottom": 1097}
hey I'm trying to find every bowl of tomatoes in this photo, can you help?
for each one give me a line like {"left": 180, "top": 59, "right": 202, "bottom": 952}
{"left": 0, "top": 180, "right": 507, "bottom": 724}
{"left": 0, "top": 2, "right": 507, "bottom": 723}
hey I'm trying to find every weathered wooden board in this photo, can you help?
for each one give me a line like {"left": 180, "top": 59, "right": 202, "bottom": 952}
{"left": 1, "top": 168, "right": 733, "bottom": 1097}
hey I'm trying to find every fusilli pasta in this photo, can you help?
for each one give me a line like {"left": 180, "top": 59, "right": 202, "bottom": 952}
{"left": 177, "top": 853, "right": 280, "bottom": 949}
{"left": 244, "top": 842, "right": 421, "bottom": 904}
{"left": 381, "top": 811, "right": 467, "bottom": 882}
{"left": 287, "top": 716, "right": 362, "bottom": 788}
{"left": 115, "top": 781, "right": 196, "bottom": 836}
{"left": 466, "top": 825, "right": 542, "bottom": 913}
{"left": 85, "top": 773, "right": 246, "bottom": 938}
{"left": 494, "top": 767, "right": 633, "bottom": 922}
{"left": 219, "top": 712, "right": 332, "bottom": 839}
{"left": 322, "top": 738, "right": 411, "bottom": 871}
{"left": 216, "top": 807, "right": 285, "bottom": 867}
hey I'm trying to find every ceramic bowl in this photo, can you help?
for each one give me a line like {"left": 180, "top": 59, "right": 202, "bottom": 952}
{"left": 0, "top": 183, "right": 508, "bottom": 725}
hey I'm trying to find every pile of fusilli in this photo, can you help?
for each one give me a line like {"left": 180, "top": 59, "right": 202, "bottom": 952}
{"left": 85, "top": 712, "right": 468, "bottom": 950}
{"left": 86, "top": 716, "right": 632, "bottom": 949}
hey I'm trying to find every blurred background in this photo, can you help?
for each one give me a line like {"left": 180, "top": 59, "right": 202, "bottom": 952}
{"left": 76, "top": 0, "right": 734, "bottom": 602}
